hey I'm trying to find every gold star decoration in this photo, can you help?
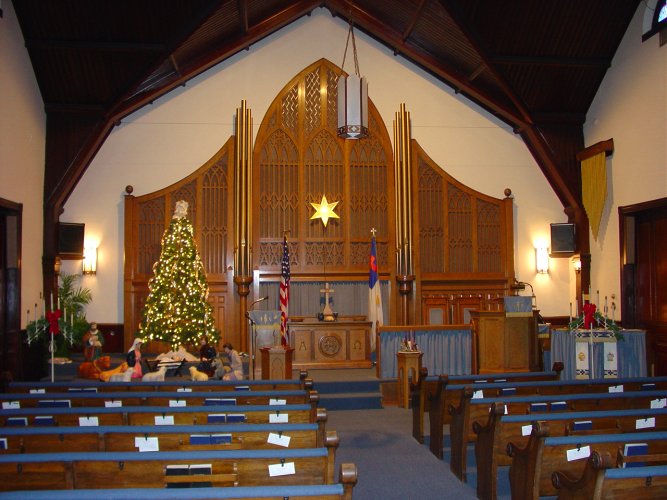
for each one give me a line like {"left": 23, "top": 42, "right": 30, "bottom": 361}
{"left": 310, "top": 194, "right": 340, "bottom": 227}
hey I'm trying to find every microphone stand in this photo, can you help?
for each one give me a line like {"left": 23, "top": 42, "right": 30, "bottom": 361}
{"left": 246, "top": 296, "right": 268, "bottom": 380}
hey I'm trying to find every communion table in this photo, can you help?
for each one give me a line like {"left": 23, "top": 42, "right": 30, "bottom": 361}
{"left": 288, "top": 319, "right": 373, "bottom": 370}
{"left": 551, "top": 328, "right": 646, "bottom": 380}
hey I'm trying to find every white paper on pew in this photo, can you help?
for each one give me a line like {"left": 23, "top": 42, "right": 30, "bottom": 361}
{"left": 2, "top": 401, "right": 20, "bottom": 409}
{"left": 269, "top": 412, "right": 289, "bottom": 423}
{"left": 267, "top": 432, "right": 291, "bottom": 447}
{"left": 29, "top": 389, "right": 45, "bottom": 394}
{"left": 268, "top": 461, "right": 296, "bottom": 476}
{"left": 636, "top": 417, "right": 656, "bottom": 429}
{"left": 608, "top": 385, "right": 624, "bottom": 393}
{"left": 105, "top": 400, "right": 122, "bottom": 408}
{"left": 650, "top": 398, "right": 667, "bottom": 409}
{"left": 0, "top": 438, "right": 7, "bottom": 450}
{"left": 135, "top": 436, "right": 159, "bottom": 452}
{"left": 79, "top": 416, "right": 99, "bottom": 427}
{"left": 566, "top": 445, "right": 590, "bottom": 461}
{"left": 521, "top": 424, "right": 533, "bottom": 436}
{"left": 176, "top": 388, "right": 192, "bottom": 392}
{"left": 155, "top": 415, "right": 175, "bottom": 425}
{"left": 472, "top": 390, "right": 484, "bottom": 399}
{"left": 270, "top": 398, "right": 287, "bottom": 405}
{"left": 169, "top": 400, "right": 186, "bottom": 407}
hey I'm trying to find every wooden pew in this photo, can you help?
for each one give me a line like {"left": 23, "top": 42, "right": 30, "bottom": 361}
{"left": 507, "top": 424, "right": 667, "bottom": 498}
{"left": 411, "top": 364, "right": 563, "bottom": 443}
{"left": 0, "top": 463, "right": 358, "bottom": 500}
{"left": 0, "top": 389, "right": 318, "bottom": 410}
{"left": 431, "top": 375, "right": 667, "bottom": 455}
{"left": 0, "top": 446, "right": 339, "bottom": 491}
{"left": 444, "top": 388, "right": 667, "bottom": 482}
{"left": 473, "top": 404, "right": 667, "bottom": 500}
{"left": 552, "top": 450, "right": 667, "bottom": 499}
{"left": 0, "top": 423, "right": 330, "bottom": 453}
{"left": 0, "top": 403, "right": 325, "bottom": 428}
{"left": 8, "top": 371, "right": 312, "bottom": 393}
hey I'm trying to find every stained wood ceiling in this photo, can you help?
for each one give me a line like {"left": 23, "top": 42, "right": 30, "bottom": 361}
{"left": 12, "top": 0, "right": 640, "bottom": 230}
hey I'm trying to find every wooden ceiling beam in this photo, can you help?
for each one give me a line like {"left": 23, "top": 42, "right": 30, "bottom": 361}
{"left": 491, "top": 55, "right": 610, "bottom": 69}
{"left": 24, "top": 39, "right": 165, "bottom": 53}
{"left": 401, "top": 0, "right": 427, "bottom": 42}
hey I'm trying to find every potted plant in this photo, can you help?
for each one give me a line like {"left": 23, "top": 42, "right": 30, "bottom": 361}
{"left": 25, "top": 274, "right": 92, "bottom": 358}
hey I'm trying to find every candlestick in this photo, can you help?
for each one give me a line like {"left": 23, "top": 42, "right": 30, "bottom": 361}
{"left": 569, "top": 302, "right": 572, "bottom": 323}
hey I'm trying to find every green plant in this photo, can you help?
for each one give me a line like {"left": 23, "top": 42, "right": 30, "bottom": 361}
{"left": 25, "top": 274, "right": 92, "bottom": 355}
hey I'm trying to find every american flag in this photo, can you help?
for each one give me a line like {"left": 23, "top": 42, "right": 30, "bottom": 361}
{"left": 279, "top": 236, "right": 290, "bottom": 345}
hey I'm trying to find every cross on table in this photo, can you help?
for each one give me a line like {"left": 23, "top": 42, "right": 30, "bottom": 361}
{"left": 320, "top": 282, "right": 335, "bottom": 316}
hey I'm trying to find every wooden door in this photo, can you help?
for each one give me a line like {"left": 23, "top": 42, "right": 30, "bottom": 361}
{"left": 620, "top": 199, "right": 667, "bottom": 375}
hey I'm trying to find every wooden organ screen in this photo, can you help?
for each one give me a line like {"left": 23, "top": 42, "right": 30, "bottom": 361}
{"left": 412, "top": 142, "right": 515, "bottom": 324}
{"left": 123, "top": 138, "right": 235, "bottom": 352}
{"left": 122, "top": 58, "right": 517, "bottom": 351}
{"left": 252, "top": 59, "right": 395, "bottom": 308}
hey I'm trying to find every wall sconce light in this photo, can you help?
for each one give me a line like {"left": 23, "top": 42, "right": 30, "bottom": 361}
{"left": 572, "top": 257, "right": 582, "bottom": 274}
{"left": 535, "top": 247, "right": 549, "bottom": 274}
{"left": 82, "top": 246, "right": 97, "bottom": 275}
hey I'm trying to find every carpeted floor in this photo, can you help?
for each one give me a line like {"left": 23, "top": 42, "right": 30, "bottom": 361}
{"left": 329, "top": 407, "right": 480, "bottom": 499}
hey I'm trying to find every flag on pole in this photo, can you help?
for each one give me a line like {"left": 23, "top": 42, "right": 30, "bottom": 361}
{"left": 279, "top": 236, "right": 290, "bottom": 346}
{"left": 368, "top": 232, "right": 383, "bottom": 351}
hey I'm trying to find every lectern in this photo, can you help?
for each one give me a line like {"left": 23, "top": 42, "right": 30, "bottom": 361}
{"left": 470, "top": 297, "right": 539, "bottom": 374}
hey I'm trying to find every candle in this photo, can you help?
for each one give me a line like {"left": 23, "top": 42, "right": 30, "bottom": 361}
{"left": 57, "top": 297, "right": 60, "bottom": 311}
{"left": 41, "top": 299, "right": 45, "bottom": 318}
{"left": 596, "top": 290, "right": 600, "bottom": 307}
{"left": 569, "top": 302, "right": 572, "bottom": 323}
{"left": 50, "top": 293, "right": 53, "bottom": 311}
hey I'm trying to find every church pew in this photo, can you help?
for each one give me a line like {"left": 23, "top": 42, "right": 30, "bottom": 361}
{"left": 0, "top": 423, "right": 330, "bottom": 453}
{"left": 507, "top": 424, "right": 667, "bottom": 498}
{"left": 7, "top": 371, "right": 311, "bottom": 393}
{"left": 0, "top": 463, "right": 357, "bottom": 500}
{"left": 0, "top": 403, "right": 325, "bottom": 428}
{"left": 0, "top": 389, "right": 318, "bottom": 411}
{"left": 411, "top": 364, "right": 563, "bottom": 443}
{"left": 473, "top": 403, "right": 667, "bottom": 500}
{"left": 552, "top": 450, "right": 667, "bottom": 499}
{"left": 429, "top": 376, "right": 667, "bottom": 458}
{"left": 443, "top": 388, "right": 667, "bottom": 482}
{"left": 0, "top": 446, "right": 338, "bottom": 491}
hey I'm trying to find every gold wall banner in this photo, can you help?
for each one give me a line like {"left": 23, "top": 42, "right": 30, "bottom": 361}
{"left": 581, "top": 151, "right": 606, "bottom": 240}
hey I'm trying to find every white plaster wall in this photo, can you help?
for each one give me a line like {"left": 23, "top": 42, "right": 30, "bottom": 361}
{"left": 0, "top": 1, "right": 46, "bottom": 327}
{"left": 61, "top": 8, "right": 569, "bottom": 322}
{"left": 585, "top": 4, "right": 667, "bottom": 319}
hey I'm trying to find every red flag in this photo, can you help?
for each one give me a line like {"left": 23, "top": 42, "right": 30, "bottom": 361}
{"left": 279, "top": 236, "right": 290, "bottom": 345}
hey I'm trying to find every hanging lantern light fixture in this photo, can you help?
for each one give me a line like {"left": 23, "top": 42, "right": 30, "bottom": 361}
{"left": 337, "top": 21, "right": 368, "bottom": 140}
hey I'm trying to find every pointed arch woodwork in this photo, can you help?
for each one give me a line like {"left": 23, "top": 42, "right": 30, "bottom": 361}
{"left": 252, "top": 59, "right": 395, "bottom": 288}
{"left": 123, "top": 138, "right": 235, "bottom": 352}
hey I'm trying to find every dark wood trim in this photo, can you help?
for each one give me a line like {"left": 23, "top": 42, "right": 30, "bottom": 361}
{"left": 576, "top": 138, "right": 614, "bottom": 162}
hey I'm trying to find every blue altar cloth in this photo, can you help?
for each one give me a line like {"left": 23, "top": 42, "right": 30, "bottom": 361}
{"left": 551, "top": 328, "right": 646, "bottom": 380}
{"left": 379, "top": 328, "right": 471, "bottom": 378}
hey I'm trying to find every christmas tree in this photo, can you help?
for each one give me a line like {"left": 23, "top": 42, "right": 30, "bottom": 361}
{"left": 139, "top": 200, "right": 217, "bottom": 348}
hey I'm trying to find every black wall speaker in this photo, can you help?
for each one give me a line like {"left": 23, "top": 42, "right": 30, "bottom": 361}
{"left": 58, "top": 222, "right": 85, "bottom": 259}
{"left": 550, "top": 223, "right": 576, "bottom": 254}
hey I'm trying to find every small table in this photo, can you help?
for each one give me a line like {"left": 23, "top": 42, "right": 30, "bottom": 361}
{"left": 397, "top": 351, "right": 423, "bottom": 409}
{"left": 260, "top": 346, "right": 294, "bottom": 380}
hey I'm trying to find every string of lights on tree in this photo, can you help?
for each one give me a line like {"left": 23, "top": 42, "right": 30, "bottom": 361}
{"left": 139, "top": 201, "right": 217, "bottom": 348}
